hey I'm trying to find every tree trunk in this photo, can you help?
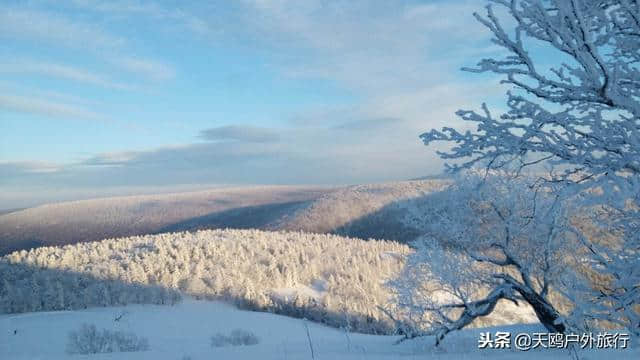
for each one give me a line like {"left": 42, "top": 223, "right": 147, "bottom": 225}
{"left": 512, "top": 282, "right": 565, "bottom": 333}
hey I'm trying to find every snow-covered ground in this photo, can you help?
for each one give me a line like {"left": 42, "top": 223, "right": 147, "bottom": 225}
{"left": 1, "top": 299, "right": 634, "bottom": 359}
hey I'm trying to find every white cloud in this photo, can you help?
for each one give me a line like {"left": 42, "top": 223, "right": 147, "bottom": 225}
{"left": 0, "top": 161, "right": 62, "bottom": 176}
{"left": 0, "top": 94, "right": 107, "bottom": 121}
{"left": 231, "top": 0, "right": 504, "bottom": 170}
{"left": 0, "top": 6, "right": 124, "bottom": 49}
{"left": 239, "top": 0, "right": 489, "bottom": 93}
{"left": 111, "top": 57, "right": 176, "bottom": 81}
{"left": 0, "top": 60, "right": 134, "bottom": 90}
{"left": 199, "top": 125, "right": 281, "bottom": 143}
{"left": 0, "top": 80, "right": 500, "bottom": 203}
{"left": 0, "top": 3, "right": 175, "bottom": 89}
{"left": 67, "top": 0, "right": 217, "bottom": 36}
{"left": 69, "top": 0, "right": 168, "bottom": 15}
{"left": 0, "top": 81, "right": 103, "bottom": 107}
{"left": 81, "top": 151, "right": 138, "bottom": 167}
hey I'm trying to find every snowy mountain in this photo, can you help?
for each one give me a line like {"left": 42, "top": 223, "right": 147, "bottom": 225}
{"left": 0, "top": 180, "right": 447, "bottom": 255}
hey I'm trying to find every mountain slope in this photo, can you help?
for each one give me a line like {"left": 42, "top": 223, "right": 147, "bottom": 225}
{"left": 0, "top": 185, "right": 331, "bottom": 255}
{"left": 1, "top": 299, "right": 634, "bottom": 359}
{"left": 0, "top": 180, "right": 448, "bottom": 255}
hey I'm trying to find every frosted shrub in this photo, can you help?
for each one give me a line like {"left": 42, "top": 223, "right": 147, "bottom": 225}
{"left": 211, "top": 329, "right": 259, "bottom": 347}
{"left": 66, "top": 323, "right": 150, "bottom": 354}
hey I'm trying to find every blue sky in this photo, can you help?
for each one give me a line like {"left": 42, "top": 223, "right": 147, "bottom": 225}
{"left": 1, "top": 0, "right": 506, "bottom": 208}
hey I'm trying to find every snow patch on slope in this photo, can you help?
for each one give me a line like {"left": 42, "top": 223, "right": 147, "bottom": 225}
{"left": 272, "top": 279, "right": 329, "bottom": 302}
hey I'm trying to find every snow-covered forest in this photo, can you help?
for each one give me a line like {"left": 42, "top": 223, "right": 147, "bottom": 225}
{"left": 0, "top": 228, "right": 539, "bottom": 334}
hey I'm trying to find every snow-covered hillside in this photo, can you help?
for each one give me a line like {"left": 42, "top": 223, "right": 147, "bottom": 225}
{"left": 280, "top": 180, "right": 449, "bottom": 241}
{"left": 1, "top": 299, "right": 634, "bottom": 359}
{"left": 1, "top": 229, "right": 542, "bottom": 334}
{"left": 0, "top": 185, "right": 333, "bottom": 256}
{"left": 0, "top": 180, "right": 448, "bottom": 255}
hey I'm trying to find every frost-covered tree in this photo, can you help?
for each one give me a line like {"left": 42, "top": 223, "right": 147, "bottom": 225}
{"left": 423, "top": 0, "right": 639, "bottom": 181}
{"left": 394, "top": 174, "right": 587, "bottom": 343}
{"left": 412, "top": 0, "right": 639, "bottom": 339}
{"left": 0, "top": 229, "right": 413, "bottom": 334}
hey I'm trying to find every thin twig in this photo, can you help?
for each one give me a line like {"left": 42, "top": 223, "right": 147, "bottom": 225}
{"left": 303, "top": 319, "right": 315, "bottom": 360}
